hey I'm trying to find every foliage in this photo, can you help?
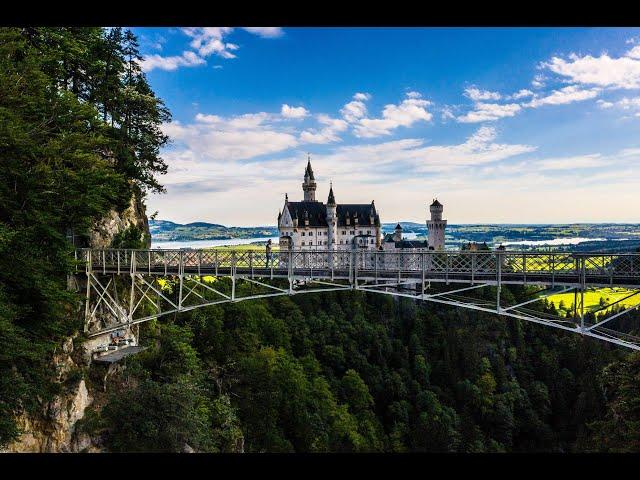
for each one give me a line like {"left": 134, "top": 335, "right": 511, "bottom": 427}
{"left": 94, "top": 282, "right": 640, "bottom": 452}
{"left": 0, "top": 27, "right": 169, "bottom": 447}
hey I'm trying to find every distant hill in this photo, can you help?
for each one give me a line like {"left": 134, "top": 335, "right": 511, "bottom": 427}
{"left": 150, "top": 219, "right": 640, "bottom": 253}
{"left": 150, "top": 220, "right": 278, "bottom": 241}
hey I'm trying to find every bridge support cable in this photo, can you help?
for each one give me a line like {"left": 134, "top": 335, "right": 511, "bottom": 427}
{"left": 500, "top": 286, "right": 574, "bottom": 313}
{"left": 585, "top": 294, "right": 640, "bottom": 332}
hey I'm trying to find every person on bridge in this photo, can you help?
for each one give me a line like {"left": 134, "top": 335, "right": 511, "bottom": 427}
{"left": 266, "top": 239, "right": 273, "bottom": 267}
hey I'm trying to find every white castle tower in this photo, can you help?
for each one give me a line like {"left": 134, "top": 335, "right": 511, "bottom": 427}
{"left": 427, "top": 199, "right": 447, "bottom": 250}
{"left": 302, "top": 155, "right": 317, "bottom": 202}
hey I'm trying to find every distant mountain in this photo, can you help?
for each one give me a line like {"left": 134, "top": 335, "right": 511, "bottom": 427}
{"left": 150, "top": 220, "right": 278, "bottom": 241}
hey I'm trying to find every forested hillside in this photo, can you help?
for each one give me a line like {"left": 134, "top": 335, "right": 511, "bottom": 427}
{"left": 0, "top": 27, "right": 168, "bottom": 447}
{"left": 80, "top": 283, "right": 640, "bottom": 452}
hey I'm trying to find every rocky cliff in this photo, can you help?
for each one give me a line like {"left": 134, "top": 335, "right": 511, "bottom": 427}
{"left": 3, "top": 194, "right": 151, "bottom": 453}
{"left": 89, "top": 191, "right": 150, "bottom": 249}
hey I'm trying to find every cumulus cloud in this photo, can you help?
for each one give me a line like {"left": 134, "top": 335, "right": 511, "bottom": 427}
{"left": 532, "top": 74, "right": 546, "bottom": 89}
{"left": 164, "top": 112, "right": 298, "bottom": 163}
{"left": 142, "top": 27, "right": 284, "bottom": 72}
{"left": 299, "top": 114, "right": 348, "bottom": 144}
{"left": 457, "top": 103, "right": 521, "bottom": 123}
{"left": 464, "top": 87, "right": 502, "bottom": 101}
{"left": 281, "top": 104, "right": 310, "bottom": 119}
{"left": 241, "top": 27, "right": 284, "bottom": 38}
{"left": 340, "top": 93, "right": 370, "bottom": 122}
{"left": 510, "top": 89, "right": 534, "bottom": 100}
{"left": 352, "top": 95, "right": 433, "bottom": 138}
{"left": 141, "top": 51, "right": 206, "bottom": 72}
{"left": 596, "top": 96, "right": 640, "bottom": 113}
{"left": 524, "top": 85, "right": 600, "bottom": 108}
{"left": 542, "top": 50, "right": 640, "bottom": 89}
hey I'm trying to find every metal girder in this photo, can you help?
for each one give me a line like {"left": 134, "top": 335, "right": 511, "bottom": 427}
{"left": 80, "top": 248, "right": 640, "bottom": 350}
{"left": 501, "top": 286, "right": 574, "bottom": 312}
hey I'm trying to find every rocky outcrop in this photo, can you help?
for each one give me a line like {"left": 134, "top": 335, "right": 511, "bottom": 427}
{"left": 5, "top": 192, "right": 150, "bottom": 453}
{"left": 3, "top": 346, "right": 98, "bottom": 453}
{"left": 89, "top": 191, "right": 150, "bottom": 249}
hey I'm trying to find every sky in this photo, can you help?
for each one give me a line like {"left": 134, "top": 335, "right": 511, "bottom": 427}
{"left": 131, "top": 27, "right": 640, "bottom": 226}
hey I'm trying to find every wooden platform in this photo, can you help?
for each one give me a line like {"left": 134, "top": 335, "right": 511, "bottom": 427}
{"left": 93, "top": 346, "right": 147, "bottom": 364}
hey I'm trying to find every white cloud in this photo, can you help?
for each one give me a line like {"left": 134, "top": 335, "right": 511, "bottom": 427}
{"left": 464, "top": 87, "right": 502, "bottom": 101}
{"left": 353, "top": 97, "right": 433, "bottom": 137}
{"left": 299, "top": 115, "right": 348, "bottom": 144}
{"left": 340, "top": 94, "right": 370, "bottom": 122}
{"left": 353, "top": 92, "right": 371, "bottom": 101}
{"left": 543, "top": 51, "right": 640, "bottom": 89}
{"left": 524, "top": 85, "right": 600, "bottom": 108}
{"left": 316, "top": 126, "right": 534, "bottom": 177}
{"left": 241, "top": 27, "right": 284, "bottom": 38}
{"left": 164, "top": 112, "right": 298, "bottom": 164}
{"left": 141, "top": 51, "right": 205, "bottom": 72}
{"left": 532, "top": 74, "right": 546, "bottom": 89}
{"left": 406, "top": 91, "right": 422, "bottom": 99}
{"left": 441, "top": 106, "right": 456, "bottom": 121}
{"left": 626, "top": 45, "right": 640, "bottom": 59}
{"left": 596, "top": 96, "right": 640, "bottom": 113}
{"left": 457, "top": 103, "right": 521, "bottom": 123}
{"left": 281, "top": 104, "right": 309, "bottom": 119}
{"left": 182, "top": 27, "right": 238, "bottom": 59}
{"left": 143, "top": 27, "right": 283, "bottom": 72}
{"left": 510, "top": 89, "right": 534, "bottom": 99}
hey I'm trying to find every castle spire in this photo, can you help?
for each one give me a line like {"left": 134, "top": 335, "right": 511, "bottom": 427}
{"left": 302, "top": 155, "right": 317, "bottom": 201}
{"left": 327, "top": 181, "right": 336, "bottom": 206}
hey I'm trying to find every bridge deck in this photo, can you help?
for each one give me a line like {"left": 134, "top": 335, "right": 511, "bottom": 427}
{"left": 77, "top": 248, "right": 640, "bottom": 288}
{"left": 77, "top": 248, "right": 640, "bottom": 351}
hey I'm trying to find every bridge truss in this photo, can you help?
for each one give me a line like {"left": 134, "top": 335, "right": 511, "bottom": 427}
{"left": 77, "top": 248, "right": 640, "bottom": 351}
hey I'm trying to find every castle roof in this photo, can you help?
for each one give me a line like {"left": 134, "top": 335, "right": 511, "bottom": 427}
{"left": 383, "top": 233, "right": 428, "bottom": 249}
{"left": 286, "top": 201, "right": 328, "bottom": 227}
{"left": 284, "top": 201, "right": 380, "bottom": 228}
{"left": 431, "top": 198, "right": 442, "bottom": 207}
{"left": 327, "top": 184, "right": 335, "bottom": 205}
{"left": 305, "top": 157, "right": 315, "bottom": 180}
{"left": 336, "top": 204, "right": 379, "bottom": 227}
{"left": 395, "top": 223, "right": 402, "bottom": 230}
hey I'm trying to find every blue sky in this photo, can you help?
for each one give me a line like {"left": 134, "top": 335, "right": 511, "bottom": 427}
{"left": 132, "top": 27, "right": 640, "bottom": 226}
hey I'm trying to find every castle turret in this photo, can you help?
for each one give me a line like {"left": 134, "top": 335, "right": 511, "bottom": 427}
{"left": 302, "top": 155, "right": 317, "bottom": 202}
{"left": 327, "top": 182, "right": 337, "bottom": 249}
{"left": 393, "top": 223, "right": 403, "bottom": 242}
{"left": 427, "top": 198, "right": 447, "bottom": 250}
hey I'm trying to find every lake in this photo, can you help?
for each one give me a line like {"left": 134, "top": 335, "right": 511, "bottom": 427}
{"left": 151, "top": 233, "right": 626, "bottom": 250}
{"left": 152, "top": 236, "right": 280, "bottom": 250}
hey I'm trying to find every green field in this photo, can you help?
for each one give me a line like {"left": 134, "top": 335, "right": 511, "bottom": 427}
{"left": 546, "top": 287, "right": 640, "bottom": 317}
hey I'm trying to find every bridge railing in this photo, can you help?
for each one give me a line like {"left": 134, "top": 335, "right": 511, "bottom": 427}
{"left": 76, "top": 248, "right": 640, "bottom": 285}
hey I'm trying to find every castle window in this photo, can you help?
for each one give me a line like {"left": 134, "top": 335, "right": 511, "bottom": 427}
{"left": 342, "top": 231, "right": 346, "bottom": 235}
{"left": 301, "top": 241, "right": 305, "bottom": 246}
{"left": 370, "top": 239, "right": 374, "bottom": 244}
{"left": 309, "top": 241, "right": 313, "bottom": 246}
{"left": 301, "top": 232, "right": 305, "bottom": 236}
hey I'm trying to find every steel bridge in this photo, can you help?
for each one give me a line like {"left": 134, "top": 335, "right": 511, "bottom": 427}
{"left": 77, "top": 248, "right": 640, "bottom": 351}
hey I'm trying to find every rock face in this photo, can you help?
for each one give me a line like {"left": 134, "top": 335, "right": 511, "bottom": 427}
{"left": 4, "top": 193, "right": 150, "bottom": 453}
{"left": 4, "top": 367, "right": 97, "bottom": 452}
{"left": 89, "top": 192, "right": 150, "bottom": 249}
